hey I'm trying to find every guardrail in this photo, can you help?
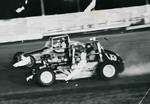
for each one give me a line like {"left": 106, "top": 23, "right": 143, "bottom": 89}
{"left": 0, "top": 5, "right": 150, "bottom": 43}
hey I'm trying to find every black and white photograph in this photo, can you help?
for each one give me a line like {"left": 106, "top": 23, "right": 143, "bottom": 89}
{"left": 0, "top": 0, "right": 150, "bottom": 104}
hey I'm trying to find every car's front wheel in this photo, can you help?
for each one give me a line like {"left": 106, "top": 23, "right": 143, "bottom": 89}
{"left": 36, "top": 69, "right": 55, "bottom": 86}
{"left": 98, "top": 62, "right": 118, "bottom": 80}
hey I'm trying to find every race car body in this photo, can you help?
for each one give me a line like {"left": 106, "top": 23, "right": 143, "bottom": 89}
{"left": 13, "top": 35, "right": 72, "bottom": 68}
{"left": 12, "top": 34, "right": 124, "bottom": 86}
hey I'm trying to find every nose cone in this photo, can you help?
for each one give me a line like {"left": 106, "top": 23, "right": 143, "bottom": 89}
{"left": 13, "top": 56, "right": 31, "bottom": 67}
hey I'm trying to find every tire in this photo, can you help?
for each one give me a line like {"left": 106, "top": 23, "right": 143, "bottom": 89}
{"left": 12, "top": 52, "right": 24, "bottom": 64}
{"left": 98, "top": 62, "right": 118, "bottom": 80}
{"left": 35, "top": 69, "right": 55, "bottom": 87}
{"left": 25, "top": 55, "right": 35, "bottom": 68}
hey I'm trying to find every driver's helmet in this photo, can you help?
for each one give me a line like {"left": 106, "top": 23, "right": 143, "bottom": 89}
{"left": 85, "top": 43, "right": 93, "bottom": 53}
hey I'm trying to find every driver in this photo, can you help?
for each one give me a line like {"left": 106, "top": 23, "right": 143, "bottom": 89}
{"left": 53, "top": 38, "right": 67, "bottom": 53}
{"left": 53, "top": 40, "right": 61, "bottom": 49}
{"left": 61, "top": 37, "right": 67, "bottom": 49}
{"left": 65, "top": 45, "right": 87, "bottom": 81}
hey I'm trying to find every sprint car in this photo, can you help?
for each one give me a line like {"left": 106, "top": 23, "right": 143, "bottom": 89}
{"left": 12, "top": 35, "right": 124, "bottom": 86}
{"left": 12, "top": 35, "right": 71, "bottom": 68}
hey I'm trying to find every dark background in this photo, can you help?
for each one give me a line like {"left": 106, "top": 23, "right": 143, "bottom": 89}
{"left": 0, "top": 0, "right": 147, "bottom": 19}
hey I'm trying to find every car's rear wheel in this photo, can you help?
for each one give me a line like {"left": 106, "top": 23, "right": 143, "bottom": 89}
{"left": 98, "top": 62, "right": 117, "bottom": 80}
{"left": 36, "top": 69, "right": 55, "bottom": 86}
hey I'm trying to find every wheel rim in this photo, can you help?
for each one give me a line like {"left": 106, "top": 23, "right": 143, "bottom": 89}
{"left": 40, "top": 71, "right": 53, "bottom": 84}
{"left": 103, "top": 64, "right": 116, "bottom": 78}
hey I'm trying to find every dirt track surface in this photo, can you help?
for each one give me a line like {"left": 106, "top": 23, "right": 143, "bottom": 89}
{"left": 0, "top": 85, "right": 150, "bottom": 104}
{"left": 0, "top": 30, "right": 150, "bottom": 101}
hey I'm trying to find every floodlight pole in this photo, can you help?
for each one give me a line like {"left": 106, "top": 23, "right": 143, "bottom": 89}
{"left": 144, "top": 0, "right": 150, "bottom": 24}
{"left": 145, "top": 0, "right": 149, "bottom": 12}
{"left": 77, "top": 0, "right": 80, "bottom": 12}
{"left": 146, "top": 0, "right": 149, "bottom": 5}
{"left": 40, "top": 0, "right": 45, "bottom": 16}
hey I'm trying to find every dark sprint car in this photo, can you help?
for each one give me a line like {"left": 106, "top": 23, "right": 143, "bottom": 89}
{"left": 12, "top": 35, "right": 124, "bottom": 86}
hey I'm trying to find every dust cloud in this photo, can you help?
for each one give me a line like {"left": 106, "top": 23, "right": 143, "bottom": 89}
{"left": 119, "top": 50, "right": 150, "bottom": 77}
{"left": 119, "top": 63, "right": 150, "bottom": 77}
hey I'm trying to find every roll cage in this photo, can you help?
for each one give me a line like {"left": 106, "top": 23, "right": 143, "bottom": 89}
{"left": 46, "top": 35, "right": 70, "bottom": 49}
